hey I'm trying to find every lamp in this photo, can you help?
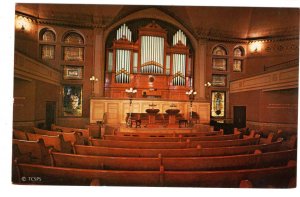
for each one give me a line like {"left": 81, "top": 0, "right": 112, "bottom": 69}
{"left": 204, "top": 82, "right": 212, "bottom": 98}
{"left": 125, "top": 87, "right": 137, "bottom": 127}
{"left": 186, "top": 89, "right": 197, "bottom": 127}
{"left": 89, "top": 75, "right": 98, "bottom": 97}
{"left": 249, "top": 41, "right": 262, "bottom": 53}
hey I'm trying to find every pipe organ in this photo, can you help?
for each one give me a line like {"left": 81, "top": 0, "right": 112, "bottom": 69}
{"left": 105, "top": 21, "right": 193, "bottom": 100}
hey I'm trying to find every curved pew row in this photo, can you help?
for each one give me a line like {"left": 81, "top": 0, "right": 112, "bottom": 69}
{"left": 115, "top": 130, "right": 223, "bottom": 137}
{"left": 51, "top": 124, "right": 90, "bottom": 138}
{"left": 26, "top": 133, "right": 72, "bottom": 153}
{"left": 15, "top": 162, "right": 296, "bottom": 187}
{"left": 103, "top": 133, "right": 241, "bottom": 142}
{"left": 33, "top": 128, "right": 85, "bottom": 145}
{"left": 90, "top": 137, "right": 260, "bottom": 149}
{"left": 74, "top": 139, "right": 284, "bottom": 157}
{"left": 49, "top": 149, "right": 297, "bottom": 171}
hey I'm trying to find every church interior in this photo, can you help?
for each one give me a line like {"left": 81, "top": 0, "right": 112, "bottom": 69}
{"left": 12, "top": 3, "right": 298, "bottom": 188}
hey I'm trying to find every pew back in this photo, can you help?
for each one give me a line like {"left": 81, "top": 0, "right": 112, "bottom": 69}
{"left": 51, "top": 124, "right": 90, "bottom": 138}
{"left": 15, "top": 163, "right": 296, "bottom": 187}
{"left": 74, "top": 145, "right": 200, "bottom": 157}
{"left": 116, "top": 131, "right": 223, "bottom": 137}
{"left": 34, "top": 128, "right": 84, "bottom": 145}
{"left": 103, "top": 133, "right": 241, "bottom": 142}
{"left": 51, "top": 149, "right": 296, "bottom": 171}
{"left": 27, "top": 133, "right": 72, "bottom": 153}
{"left": 13, "top": 129, "right": 28, "bottom": 140}
{"left": 74, "top": 140, "right": 282, "bottom": 157}
{"left": 90, "top": 137, "right": 260, "bottom": 149}
{"left": 13, "top": 139, "right": 50, "bottom": 165}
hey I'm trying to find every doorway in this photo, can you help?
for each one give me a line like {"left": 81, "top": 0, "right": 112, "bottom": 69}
{"left": 233, "top": 106, "right": 246, "bottom": 128}
{"left": 45, "top": 101, "right": 56, "bottom": 130}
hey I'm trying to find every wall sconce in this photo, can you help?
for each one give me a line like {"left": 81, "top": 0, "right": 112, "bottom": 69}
{"left": 15, "top": 15, "right": 32, "bottom": 32}
{"left": 204, "top": 82, "right": 211, "bottom": 87}
{"left": 89, "top": 75, "right": 98, "bottom": 97}
{"left": 249, "top": 41, "right": 262, "bottom": 53}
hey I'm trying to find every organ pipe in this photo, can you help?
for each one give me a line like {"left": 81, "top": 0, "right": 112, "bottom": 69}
{"left": 140, "top": 36, "right": 164, "bottom": 74}
{"left": 172, "top": 53, "right": 186, "bottom": 86}
{"left": 116, "top": 24, "right": 132, "bottom": 41}
{"left": 173, "top": 30, "right": 187, "bottom": 46}
{"left": 115, "top": 49, "right": 131, "bottom": 83}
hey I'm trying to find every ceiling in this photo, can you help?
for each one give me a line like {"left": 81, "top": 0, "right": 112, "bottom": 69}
{"left": 16, "top": 4, "right": 299, "bottom": 39}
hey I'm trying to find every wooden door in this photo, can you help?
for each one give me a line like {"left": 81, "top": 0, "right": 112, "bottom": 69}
{"left": 233, "top": 106, "right": 246, "bottom": 128}
{"left": 45, "top": 101, "right": 56, "bottom": 130}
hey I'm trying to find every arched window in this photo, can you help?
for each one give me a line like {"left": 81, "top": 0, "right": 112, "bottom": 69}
{"left": 213, "top": 46, "right": 227, "bottom": 56}
{"left": 63, "top": 32, "right": 84, "bottom": 44}
{"left": 233, "top": 46, "right": 245, "bottom": 72}
{"left": 62, "top": 32, "right": 84, "bottom": 61}
{"left": 212, "top": 45, "right": 227, "bottom": 71}
{"left": 39, "top": 28, "right": 56, "bottom": 60}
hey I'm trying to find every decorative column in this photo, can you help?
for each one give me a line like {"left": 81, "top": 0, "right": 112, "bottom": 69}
{"left": 194, "top": 39, "right": 207, "bottom": 100}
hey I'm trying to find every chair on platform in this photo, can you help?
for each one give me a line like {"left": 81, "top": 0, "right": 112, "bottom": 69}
{"left": 179, "top": 119, "right": 188, "bottom": 128}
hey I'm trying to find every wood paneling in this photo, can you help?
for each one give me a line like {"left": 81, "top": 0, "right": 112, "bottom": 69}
{"left": 230, "top": 66, "right": 298, "bottom": 93}
{"left": 90, "top": 99, "right": 210, "bottom": 124}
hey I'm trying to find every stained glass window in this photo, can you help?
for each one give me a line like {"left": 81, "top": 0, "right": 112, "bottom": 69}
{"left": 233, "top": 47, "right": 244, "bottom": 72}
{"left": 42, "top": 30, "right": 56, "bottom": 42}
{"left": 212, "top": 46, "right": 227, "bottom": 56}
{"left": 212, "top": 46, "right": 227, "bottom": 71}
{"left": 212, "top": 58, "right": 227, "bottom": 71}
{"left": 234, "top": 48, "right": 243, "bottom": 57}
{"left": 212, "top": 75, "right": 226, "bottom": 87}
{"left": 211, "top": 91, "right": 225, "bottom": 117}
{"left": 40, "top": 29, "right": 56, "bottom": 60}
{"left": 63, "top": 47, "right": 84, "bottom": 61}
{"left": 63, "top": 32, "right": 84, "bottom": 44}
{"left": 233, "top": 60, "right": 242, "bottom": 72}
{"left": 41, "top": 45, "right": 55, "bottom": 60}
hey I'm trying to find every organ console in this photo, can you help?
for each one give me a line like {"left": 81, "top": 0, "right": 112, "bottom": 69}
{"left": 105, "top": 21, "right": 194, "bottom": 101}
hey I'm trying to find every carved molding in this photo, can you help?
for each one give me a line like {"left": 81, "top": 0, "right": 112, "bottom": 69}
{"left": 230, "top": 66, "right": 299, "bottom": 93}
{"left": 90, "top": 99, "right": 210, "bottom": 124}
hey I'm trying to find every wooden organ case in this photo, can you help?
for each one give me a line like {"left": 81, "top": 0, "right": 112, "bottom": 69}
{"left": 104, "top": 21, "right": 194, "bottom": 101}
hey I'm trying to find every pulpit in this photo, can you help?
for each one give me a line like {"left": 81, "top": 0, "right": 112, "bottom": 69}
{"left": 145, "top": 108, "right": 160, "bottom": 128}
{"left": 166, "top": 109, "right": 180, "bottom": 128}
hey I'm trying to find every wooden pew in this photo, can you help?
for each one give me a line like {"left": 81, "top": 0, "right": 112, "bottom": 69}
{"left": 13, "top": 129, "right": 28, "bottom": 140}
{"left": 27, "top": 133, "right": 72, "bottom": 153}
{"left": 74, "top": 140, "right": 283, "bottom": 157}
{"left": 15, "top": 162, "right": 296, "bottom": 187}
{"left": 115, "top": 130, "right": 223, "bottom": 137}
{"left": 12, "top": 139, "right": 51, "bottom": 165}
{"left": 51, "top": 124, "right": 90, "bottom": 139}
{"left": 33, "top": 127, "right": 85, "bottom": 145}
{"left": 102, "top": 133, "right": 241, "bottom": 142}
{"left": 90, "top": 137, "right": 260, "bottom": 149}
{"left": 50, "top": 149, "right": 296, "bottom": 171}
{"left": 163, "top": 163, "right": 296, "bottom": 188}
{"left": 50, "top": 150, "right": 161, "bottom": 171}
